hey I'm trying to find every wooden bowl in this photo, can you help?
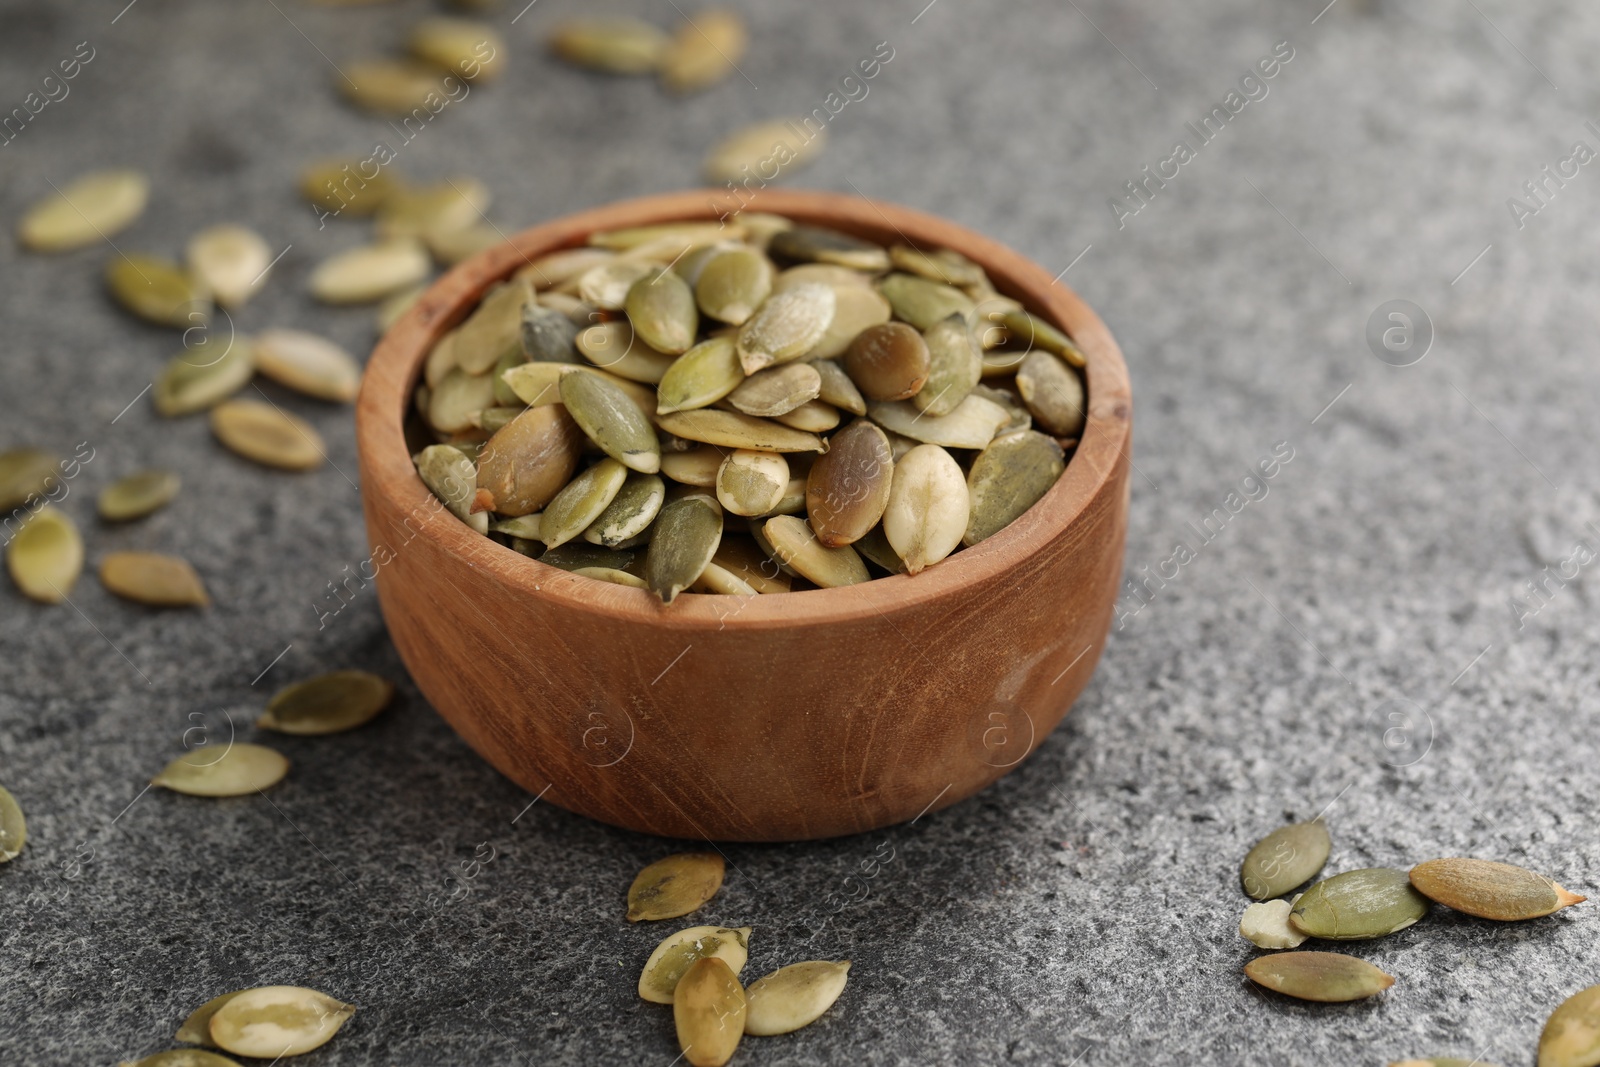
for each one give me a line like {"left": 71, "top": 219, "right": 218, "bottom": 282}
{"left": 355, "top": 189, "right": 1131, "bottom": 842}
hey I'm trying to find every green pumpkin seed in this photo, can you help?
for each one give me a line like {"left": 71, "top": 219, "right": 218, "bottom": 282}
{"left": 803, "top": 284, "right": 893, "bottom": 361}
{"left": 424, "top": 330, "right": 461, "bottom": 388}
{"left": 811, "top": 358, "right": 868, "bottom": 416}
{"left": 888, "top": 244, "right": 986, "bottom": 288}
{"left": 1241, "top": 820, "right": 1332, "bottom": 900}
{"left": 845, "top": 322, "right": 931, "bottom": 402}
{"left": 867, "top": 395, "right": 1009, "bottom": 450}
{"left": 19, "top": 170, "right": 149, "bottom": 252}
{"left": 704, "top": 119, "right": 826, "bottom": 185}
{"left": 1539, "top": 984, "right": 1600, "bottom": 1067}
{"left": 998, "top": 308, "right": 1086, "bottom": 367}
{"left": 771, "top": 399, "right": 840, "bottom": 434}
{"left": 644, "top": 495, "right": 723, "bottom": 603}
{"left": 492, "top": 347, "right": 529, "bottom": 407}
{"left": 0, "top": 448, "right": 60, "bottom": 510}
{"left": 211, "top": 400, "right": 324, "bottom": 471}
{"left": 121, "top": 1051, "right": 244, "bottom": 1067}
{"left": 561, "top": 369, "right": 661, "bottom": 474}
{"left": 474, "top": 405, "right": 528, "bottom": 434}
{"left": 729, "top": 363, "right": 821, "bottom": 418}
{"left": 626, "top": 269, "right": 699, "bottom": 354}
{"left": 878, "top": 272, "right": 975, "bottom": 331}
{"left": 428, "top": 367, "right": 497, "bottom": 433}
{"left": 662, "top": 446, "right": 730, "bottom": 487}
{"left": 309, "top": 238, "right": 430, "bottom": 304}
{"left": 299, "top": 158, "right": 399, "bottom": 217}
{"left": 521, "top": 303, "right": 583, "bottom": 364}
{"left": 7, "top": 506, "right": 83, "bottom": 603}
{"left": 915, "top": 314, "right": 983, "bottom": 416}
{"left": 769, "top": 226, "right": 889, "bottom": 272}
{"left": 185, "top": 224, "right": 272, "bottom": 309}
{"left": 1409, "top": 858, "right": 1586, "bottom": 921}
{"left": 340, "top": 58, "right": 445, "bottom": 115}
{"left": 108, "top": 254, "right": 209, "bottom": 328}
{"left": 1016, "top": 351, "right": 1085, "bottom": 437}
{"left": 657, "top": 336, "right": 744, "bottom": 415}
{"left": 737, "top": 283, "right": 836, "bottom": 374}
{"left": 154, "top": 338, "right": 256, "bottom": 417}
{"left": 628, "top": 852, "right": 726, "bottom": 922}
{"left": 490, "top": 514, "right": 543, "bottom": 540}
{"left": 744, "top": 960, "right": 851, "bottom": 1037}
{"left": 551, "top": 17, "right": 669, "bottom": 73}
{"left": 584, "top": 473, "right": 665, "bottom": 546}
{"left": 773, "top": 263, "right": 875, "bottom": 293}
{"left": 852, "top": 524, "right": 906, "bottom": 575}
{"left": 99, "top": 469, "right": 180, "bottom": 522}
{"left": 208, "top": 985, "right": 355, "bottom": 1058}
{"left": 377, "top": 178, "right": 491, "bottom": 241}
{"left": 578, "top": 260, "right": 657, "bottom": 310}
{"left": 500, "top": 362, "right": 577, "bottom": 409}
{"left": 177, "top": 991, "right": 245, "bottom": 1046}
{"left": 696, "top": 245, "right": 773, "bottom": 325}
{"left": 657, "top": 409, "right": 825, "bottom": 453}
{"left": 153, "top": 743, "right": 287, "bottom": 796}
{"left": 690, "top": 560, "right": 759, "bottom": 595}
{"left": 258, "top": 670, "right": 395, "bottom": 735}
{"left": 456, "top": 279, "right": 532, "bottom": 374}
{"left": 577, "top": 321, "right": 678, "bottom": 383}
{"left": 253, "top": 329, "right": 360, "bottom": 403}
{"left": 1239, "top": 899, "right": 1308, "bottom": 950}
{"left": 1290, "top": 868, "right": 1431, "bottom": 940}
{"left": 736, "top": 212, "right": 794, "bottom": 249}
{"left": 660, "top": 9, "right": 748, "bottom": 92}
{"left": 542, "top": 458, "right": 630, "bottom": 548}
{"left": 477, "top": 405, "right": 587, "bottom": 515}
{"left": 762, "top": 514, "right": 868, "bottom": 587}
{"left": 100, "top": 551, "right": 209, "bottom": 606}
{"left": 538, "top": 542, "right": 637, "bottom": 573}
{"left": 971, "top": 382, "right": 1033, "bottom": 432}
{"left": 716, "top": 450, "right": 789, "bottom": 517}
{"left": 0, "top": 785, "right": 25, "bottom": 862}
{"left": 639, "top": 925, "right": 752, "bottom": 1004}
{"left": 675, "top": 957, "right": 747, "bottom": 1066}
{"left": 571, "top": 566, "right": 647, "bottom": 587}
{"left": 416, "top": 444, "right": 489, "bottom": 534}
{"left": 1244, "top": 951, "right": 1395, "bottom": 1003}
{"left": 964, "top": 431, "right": 1064, "bottom": 546}
{"left": 805, "top": 419, "right": 893, "bottom": 547}
{"left": 409, "top": 18, "right": 507, "bottom": 81}
{"left": 883, "top": 444, "right": 967, "bottom": 575}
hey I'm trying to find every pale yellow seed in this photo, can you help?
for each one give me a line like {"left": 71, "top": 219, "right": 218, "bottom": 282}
{"left": 108, "top": 254, "right": 211, "bottom": 328}
{"left": 571, "top": 566, "right": 648, "bottom": 588}
{"left": 208, "top": 985, "right": 355, "bottom": 1058}
{"left": 99, "top": 469, "right": 181, "bottom": 522}
{"left": 867, "top": 395, "right": 1010, "bottom": 450}
{"left": 6, "top": 506, "right": 83, "bottom": 604}
{"left": 376, "top": 178, "right": 491, "bottom": 241}
{"left": 577, "top": 321, "right": 678, "bottom": 384}
{"left": 253, "top": 330, "right": 361, "bottom": 403}
{"left": 154, "top": 338, "right": 256, "bottom": 418}
{"left": 211, "top": 401, "right": 325, "bottom": 471}
{"left": 744, "top": 960, "right": 851, "bottom": 1036}
{"left": 550, "top": 18, "right": 669, "bottom": 74}
{"left": 736, "top": 283, "right": 836, "bottom": 374}
{"left": 591, "top": 222, "right": 743, "bottom": 251}
{"left": 428, "top": 367, "right": 496, "bottom": 434}
{"left": 408, "top": 18, "right": 506, "bottom": 81}
{"left": 656, "top": 409, "right": 825, "bottom": 453}
{"left": 762, "top": 514, "right": 868, "bottom": 587}
{"left": 883, "top": 444, "right": 968, "bottom": 574}
{"left": 100, "top": 551, "right": 209, "bottom": 606}
{"left": 19, "top": 169, "right": 148, "bottom": 252}
{"left": 660, "top": 9, "right": 748, "bottom": 93}
{"left": 309, "top": 239, "right": 431, "bottom": 304}
{"left": 689, "top": 561, "right": 759, "bottom": 596}
{"left": 578, "top": 259, "right": 657, "bottom": 310}
{"left": 771, "top": 399, "right": 840, "bottom": 433}
{"left": 704, "top": 118, "right": 826, "bottom": 184}
{"left": 661, "top": 446, "right": 729, "bottom": 487}
{"left": 716, "top": 450, "right": 789, "bottom": 517}
{"left": 340, "top": 58, "right": 446, "bottom": 115}
{"left": 657, "top": 336, "right": 745, "bottom": 415}
{"left": 454, "top": 278, "right": 531, "bottom": 374}
{"left": 803, "top": 285, "right": 893, "bottom": 361}
{"left": 638, "top": 925, "right": 752, "bottom": 1004}
{"left": 153, "top": 743, "right": 287, "bottom": 797}
{"left": 186, "top": 224, "right": 272, "bottom": 309}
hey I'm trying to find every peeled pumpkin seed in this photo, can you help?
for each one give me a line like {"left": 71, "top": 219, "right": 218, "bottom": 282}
{"left": 737, "top": 283, "right": 836, "bottom": 374}
{"left": 429, "top": 367, "right": 498, "bottom": 434}
{"left": 1239, "top": 899, "right": 1309, "bottom": 950}
{"left": 803, "top": 284, "right": 893, "bottom": 361}
{"left": 378, "top": 179, "right": 490, "bottom": 241}
{"left": 645, "top": 495, "right": 723, "bottom": 603}
{"left": 691, "top": 561, "right": 759, "bottom": 595}
{"left": 717, "top": 450, "right": 789, "bottom": 517}
{"left": 736, "top": 212, "right": 794, "bottom": 249}
{"left": 152, "top": 743, "right": 287, "bottom": 796}
{"left": 675, "top": 957, "right": 747, "bottom": 1067}
{"left": 883, "top": 445, "right": 967, "bottom": 574}
{"left": 108, "top": 255, "right": 209, "bottom": 328}
{"left": 1290, "top": 868, "right": 1431, "bottom": 940}
{"left": 539, "top": 542, "right": 637, "bottom": 573}
{"left": 1244, "top": 951, "right": 1395, "bottom": 1003}
{"left": 476, "top": 405, "right": 586, "bottom": 516}
{"left": 971, "top": 382, "right": 1032, "bottom": 432}
{"left": 19, "top": 169, "right": 148, "bottom": 252}
{"left": 561, "top": 369, "right": 661, "bottom": 474}
{"left": 704, "top": 119, "right": 826, "bottom": 185}
{"left": 341, "top": 58, "right": 445, "bottom": 115}
{"left": 626, "top": 269, "right": 699, "bottom": 354}
{"left": 915, "top": 314, "right": 983, "bottom": 416}
{"left": 541, "top": 458, "right": 629, "bottom": 548}
{"left": 0, "top": 448, "right": 60, "bottom": 510}
{"left": 1409, "top": 858, "right": 1586, "bottom": 921}
{"left": 490, "top": 514, "right": 542, "bottom": 540}
{"left": 763, "top": 514, "right": 868, "bottom": 587}
{"left": 744, "top": 960, "right": 851, "bottom": 1036}
{"left": 7, "top": 507, "right": 82, "bottom": 604}
{"left": 981, "top": 348, "right": 1030, "bottom": 378}
{"left": 964, "top": 431, "right": 1064, "bottom": 546}
{"left": 729, "top": 363, "right": 821, "bottom": 418}
{"left": 1540, "top": 984, "right": 1600, "bottom": 1067}
{"left": 628, "top": 851, "right": 726, "bottom": 922}
{"left": 806, "top": 419, "right": 893, "bottom": 547}
{"left": 593, "top": 222, "right": 742, "bottom": 252}
{"left": 551, "top": 17, "right": 668, "bottom": 73}
{"left": 811, "top": 358, "right": 868, "bottom": 416}
{"left": 100, "top": 551, "right": 209, "bottom": 606}
{"left": 572, "top": 566, "right": 647, "bottom": 587}
{"left": 585, "top": 473, "right": 665, "bottom": 546}
{"left": 516, "top": 246, "right": 615, "bottom": 289}
{"left": 774, "top": 263, "right": 875, "bottom": 293}
{"left": 867, "top": 395, "right": 1009, "bottom": 450}
{"left": 522, "top": 303, "right": 583, "bottom": 364}
{"left": 1241, "top": 819, "right": 1331, "bottom": 900}
{"left": 639, "top": 925, "right": 751, "bottom": 1004}
{"left": 1016, "top": 350, "right": 1085, "bottom": 437}
{"left": 769, "top": 226, "right": 889, "bottom": 272}
{"left": 253, "top": 329, "right": 360, "bottom": 403}
{"left": 662, "top": 446, "right": 729, "bottom": 487}
{"left": 878, "top": 272, "right": 975, "bottom": 332}
{"left": 661, "top": 9, "right": 748, "bottom": 92}
{"left": 889, "top": 244, "right": 986, "bottom": 288}
{"left": 416, "top": 444, "right": 489, "bottom": 533}
{"left": 208, "top": 985, "right": 355, "bottom": 1058}
{"left": 185, "top": 225, "right": 271, "bottom": 309}
{"left": 0, "top": 785, "right": 26, "bottom": 862}
{"left": 845, "top": 322, "right": 930, "bottom": 402}
{"left": 657, "top": 410, "right": 825, "bottom": 453}
{"left": 299, "top": 158, "right": 399, "bottom": 217}
{"left": 696, "top": 245, "right": 773, "bottom": 325}
{"left": 712, "top": 536, "right": 790, "bottom": 593}
{"left": 771, "top": 399, "right": 840, "bottom": 434}
{"left": 120, "top": 1051, "right": 243, "bottom": 1067}
{"left": 578, "top": 260, "right": 656, "bottom": 310}
{"left": 999, "top": 307, "right": 1086, "bottom": 367}
{"left": 658, "top": 336, "right": 744, "bottom": 414}
{"left": 577, "top": 321, "right": 677, "bottom": 383}
{"left": 258, "top": 670, "right": 394, "bottom": 735}
{"left": 310, "top": 238, "right": 430, "bottom": 304}
{"left": 408, "top": 18, "right": 506, "bottom": 80}
{"left": 99, "top": 469, "right": 180, "bottom": 522}
{"left": 425, "top": 331, "right": 461, "bottom": 389}
{"left": 211, "top": 401, "right": 324, "bottom": 471}
{"left": 154, "top": 338, "right": 256, "bottom": 417}
{"left": 455, "top": 279, "right": 531, "bottom": 374}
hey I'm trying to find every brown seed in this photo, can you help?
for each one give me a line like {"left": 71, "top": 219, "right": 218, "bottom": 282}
{"left": 660, "top": 9, "right": 748, "bottom": 93}
{"left": 914, "top": 314, "right": 983, "bottom": 416}
{"left": 963, "top": 431, "right": 1064, "bottom": 546}
{"left": 1539, "top": 984, "right": 1600, "bottom": 1067}
{"left": 100, "top": 551, "right": 209, "bottom": 607}
{"left": 627, "top": 852, "right": 726, "bottom": 922}
{"left": 674, "top": 957, "right": 747, "bottom": 1067}
{"left": 844, "top": 322, "right": 930, "bottom": 402}
{"left": 211, "top": 401, "right": 325, "bottom": 471}
{"left": 1409, "top": 858, "right": 1587, "bottom": 921}
{"left": 728, "top": 363, "right": 821, "bottom": 418}
{"left": 1015, "top": 351, "right": 1085, "bottom": 437}
{"left": 475, "top": 405, "right": 586, "bottom": 516}
{"left": 1243, "top": 951, "right": 1395, "bottom": 1003}
{"left": 712, "top": 536, "right": 791, "bottom": 594}
{"left": 806, "top": 419, "right": 893, "bottom": 547}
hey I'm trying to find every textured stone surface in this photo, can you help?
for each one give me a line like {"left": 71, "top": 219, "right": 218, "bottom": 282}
{"left": 1, "top": 1, "right": 1597, "bottom": 1064}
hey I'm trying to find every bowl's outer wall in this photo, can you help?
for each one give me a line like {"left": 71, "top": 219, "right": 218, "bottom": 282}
{"left": 356, "top": 190, "right": 1132, "bottom": 842}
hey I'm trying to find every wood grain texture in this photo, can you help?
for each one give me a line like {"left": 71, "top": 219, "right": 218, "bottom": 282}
{"left": 355, "top": 189, "right": 1132, "bottom": 841}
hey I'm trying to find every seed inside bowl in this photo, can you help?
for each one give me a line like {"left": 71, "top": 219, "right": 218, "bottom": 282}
{"left": 405, "top": 215, "right": 1087, "bottom": 601}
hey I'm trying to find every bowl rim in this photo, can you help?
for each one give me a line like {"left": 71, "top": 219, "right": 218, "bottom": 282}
{"left": 356, "top": 188, "right": 1132, "bottom": 630}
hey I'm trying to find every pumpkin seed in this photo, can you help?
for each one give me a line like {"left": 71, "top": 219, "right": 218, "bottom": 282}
{"left": 522, "top": 303, "right": 583, "bottom": 364}
{"left": 424, "top": 331, "right": 461, "bottom": 389}
{"left": 628, "top": 852, "right": 726, "bottom": 922}
{"left": 299, "top": 158, "right": 399, "bottom": 217}
{"left": 258, "top": 671, "right": 395, "bottom": 735}
{"left": 516, "top": 246, "right": 616, "bottom": 289}
{"left": 675, "top": 957, "right": 747, "bottom": 1067}
{"left": 744, "top": 960, "right": 851, "bottom": 1036}
{"left": 1409, "top": 858, "right": 1586, "bottom": 921}
{"left": 729, "top": 363, "right": 821, "bottom": 418}
{"left": 253, "top": 329, "right": 360, "bottom": 403}
{"left": 100, "top": 551, "right": 209, "bottom": 606}
{"left": 341, "top": 58, "right": 445, "bottom": 114}
{"left": 811, "top": 358, "right": 868, "bottom": 416}
{"left": 888, "top": 244, "right": 986, "bottom": 288}
{"left": 550, "top": 18, "right": 669, "bottom": 73}
{"left": 177, "top": 991, "right": 246, "bottom": 1046}
{"left": 539, "top": 542, "right": 637, "bottom": 572}
{"left": 208, "top": 985, "right": 355, "bottom": 1057}
{"left": 845, "top": 322, "right": 931, "bottom": 402}
{"left": 878, "top": 272, "right": 975, "bottom": 331}
{"left": 477, "top": 405, "right": 586, "bottom": 515}
{"left": 770, "top": 226, "right": 889, "bottom": 272}
{"left": 1239, "top": 899, "right": 1309, "bottom": 950}
{"left": 771, "top": 399, "right": 840, "bottom": 434}
{"left": 455, "top": 279, "right": 532, "bottom": 374}
{"left": 541, "top": 458, "right": 630, "bottom": 548}
{"left": 185, "top": 224, "right": 272, "bottom": 310}
{"left": 108, "top": 255, "right": 209, "bottom": 328}
{"left": 6, "top": 507, "right": 83, "bottom": 603}
{"left": 379, "top": 175, "right": 489, "bottom": 243}
{"left": 1539, "top": 984, "right": 1600, "bottom": 1067}
{"left": 309, "top": 238, "right": 430, "bottom": 304}
{"left": 0, "top": 448, "right": 60, "bottom": 510}
{"left": 1241, "top": 819, "right": 1331, "bottom": 900}
{"left": 915, "top": 314, "right": 983, "bottom": 416}
{"left": 627, "top": 269, "right": 699, "bottom": 354}
{"left": 1243, "top": 951, "right": 1395, "bottom": 1003}
{"left": 696, "top": 245, "right": 773, "bottom": 325}
{"left": 154, "top": 338, "right": 255, "bottom": 417}
{"left": 802, "top": 284, "right": 893, "bottom": 361}
{"left": 704, "top": 119, "right": 826, "bottom": 185}
{"left": 1290, "top": 868, "right": 1431, "bottom": 939}
{"left": 970, "top": 382, "right": 1032, "bottom": 432}
{"left": 717, "top": 450, "right": 789, "bottom": 517}
{"left": 658, "top": 336, "right": 744, "bottom": 414}
{"left": 690, "top": 560, "right": 759, "bottom": 595}
{"left": 805, "top": 419, "right": 893, "bottom": 547}
{"left": 763, "top": 514, "right": 868, "bottom": 587}
{"left": 428, "top": 223, "right": 499, "bottom": 266}
{"left": 490, "top": 514, "right": 543, "bottom": 540}
{"left": 852, "top": 524, "right": 906, "bottom": 575}
{"left": 773, "top": 263, "right": 875, "bottom": 293}
{"left": 572, "top": 566, "right": 647, "bottom": 587}
{"left": 153, "top": 743, "right": 287, "bottom": 796}
{"left": 501, "top": 363, "right": 593, "bottom": 409}
{"left": 0, "top": 785, "right": 26, "bottom": 862}
{"left": 712, "top": 536, "right": 790, "bottom": 593}
{"left": 737, "top": 283, "right": 836, "bottom": 373}
{"left": 661, "top": 9, "right": 748, "bottom": 92}
{"left": 883, "top": 445, "right": 968, "bottom": 575}
{"left": 577, "top": 321, "right": 678, "bottom": 383}
{"left": 981, "top": 348, "right": 1030, "bottom": 378}
{"left": 737, "top": 212, "right": 794, "bottom": 249}
{"left": 639, "top": 925, "right": 751, "bottom": 1004}
{"left": 662, "top": 446, "right": 730, "bottom": 487}
{"left": 657, "top": 410, "right": 825, "bottom": 453}
{"left": 1016, "top": 351, "right": 1085, "bottom": 437}
{"left": 561, "top": 369, "right": 661, "bottom": 474}
{"left": 867, "top": 395, "right": 1009, "bottom": 450}
{"left": 19, "top": 170, "right": 149, "bottom": 252}
{"left": 584, "top": 473, "right": 665, "bottom": 546}
{"left": 998, "top": 308, "right": 1086, "bottom": 367}
{"left": 211, "top": 400, "right": 324, "bottom": 471}
{"left": 408, "top": 18, "right": 506, "bottom": 80}
{"left": 593, "top": 222, "right": 743, "bottom": 252}
{"left": 120, "top": 1051, "right": 243, "bottom": 1067}
{"left": 576, "top": 260, "right": 653, "bottom": 310}
{"left": 428, "top": 367, "right": 497, "bottom": 433}
{"left": 964, "top": 431, "right": 1064, "bottom": 546}
{"left": 645, "top": 495, "right": 723, "bottom": 602}
{"left": 99, "top": 469, "right": 180, "bottom": 522}
{"left": 416, "top": 445, "right": 489, "bottom": 534}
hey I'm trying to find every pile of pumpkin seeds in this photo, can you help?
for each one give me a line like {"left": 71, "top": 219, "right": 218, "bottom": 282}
{"left": 408, "top": 215, "right": 1087, "bottom": 602}
{"left": 1236, "top": 817, "right": 1594, "bottom": 1066}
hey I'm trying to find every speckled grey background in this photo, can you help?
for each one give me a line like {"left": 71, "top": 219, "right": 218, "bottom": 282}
{"left": 2, "top": 0, "right": 1597, "bottom": 1064}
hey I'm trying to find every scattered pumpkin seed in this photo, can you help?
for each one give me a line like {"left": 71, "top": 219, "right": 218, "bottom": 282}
{"left": 584, "top": 473, "right": 666, "bottom": 547}
{"left": 729, "top": 363, "right": 821, "bottom": 418}
{"left": 310, "top": 238, "right": 430, "bottom": 304}
{"left": 964, "top": 431, "right": 1064, "bottom": 546}
{"left": 208, "top": 985, "right": 355, "bottom": 1058}
{"left": 253, "top": 329, "right": 361, "bottom": 403}
{"left": 100, "top": 551, "right": 209, "bottom": 606}
{"left": 1239, "top": 899, "right": 1309, "bottom": 950}
{"left": 744, "top": 960, "right": 851, "bottom": 1037}
{"left": 657, "top": 409, "right": 825, "bottom": 453}
{"left": 737, "top": 283, "right": 836, "bottom": 374}
{"left": 628, "top": 852, "right": 726, "bottom": 922}
{"left": 341, "top": 58, "right": 446, "bottom": 115}
{"left": 99, "top": 469, "right": 180, "bottom": 522}
{"left": 770, "top": 226, "right": 889, "bottom": 272}
{"left": 915, "top": 314, "right": 983, "bottom": 416}
{"left": 658, "top": 336, "right": 744, "bottom": 415}
{"left": 0, "top": 448, "right": 60, "bottom": 510}
{"left": 177, "top": 992, "right": 244, "bottom": 1044}
{"left": 639, "top": 925, "right": 752, "bottom": 1004}
{"left": 378, "top": 179, "right": 491, "bottom": 241}
{"left": 1539, "top": 984, "right": 1600, "bottom": 1067}
{"left": 416, "top": 444, "right": 489, "bottom": 534}
{"left": 408, "top": 18, "right": 506, "bottom": 81}
{"left": 211, "top": 400, "right": 324, "bottom": 471}
{"left": 627, "top": 269, "right": 699, "bottom": 354}
{"left": 1409, "top": 858, "right": 1586, "bottom": 921}
{"left": 675, "top": 957, "right": 747, "bottom": 1067}
{"left": 845, "top": 322, "right": 930, "bottom": 402}
{"left": 0, "top": 785, "right": 25, "bottom": 862}
{"left": 561, "top": 369, "right": 661, "bottom": 474}
{"left": 1016, "top": 351, "right": 1085, "bottom": 437}
{"left": 805, "top": 419, "right": 893, "bottom": 547}
{"left": 577, "top": 320, "right": 678, "bottom": 383}
{"left": 877, "top": 272, "right": 975, "bottom": 331}
{"left": 1290, "top": 868, "right": 1431, "bottom": 940}
{"left": 522, "top": 303, "right": 583, "bottom": 364}
{"left": 1241, "top": 819, "right": 1332, "bottom": 900}
{"left": 185, "top": 225, "right": 271, "bottom": 309}
{"left": 696, "top": 245, "right": 773, "bottom": 326}
{"left": 299, "top": 158, "right": 399, "bottom": 217}
{"left": 661, "top": 9, "right": 748, "bottom": 92}
{"left": 152, "top": 743, "right": 287, "bottom": 796}
{"left": 716, "top": 450, "right": 789, "bottom": 517}
{"left": 19, "top": 169, "right": 149, "bottom": 252}
{"left": 998, "top": 308, "right": 1086, "bottom": 367}
{"left": 476, "top": 405, "right": 586, "bottom": 515}
{"left": 551, "top": 17, "right": 669, "bottom": 73}
{"left": 120, "top": 1051, "right": 244, "bottom": 1067}
{"left": 154, "top": 338, "right": 256, "bottom": 417}
{"left": 7, "top": 506, "right": 83, "bottom": 603}
{"left": 108, "top": 254, "right": 210, "bottom": 328}
{"left": 883, "top": 444, "right": 967, "bottom": 574}
{"left": 803, "top": 284, "right": 893, "bottom": 361}
{"left": 258, "top": 670, "right": 395, "bottom": 735}
{"left": 1244, "top": 951, "right": 1395, "bottom": 1003}
{"left": 704, "top": 119, "right": 826, "bottom": 185}
{"left": 867, "top": 395, "right": 1009, "bottom": 450}
{"left": 645, "top": 495, "right": 723, "bottom": 602}
{"left": 763, "top": 514, "right": 868, "bottom": 587}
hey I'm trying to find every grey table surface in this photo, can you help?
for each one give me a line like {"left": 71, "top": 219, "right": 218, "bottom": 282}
{"left": 2, "top": 0, "right": 1598, "bottom": 1064}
